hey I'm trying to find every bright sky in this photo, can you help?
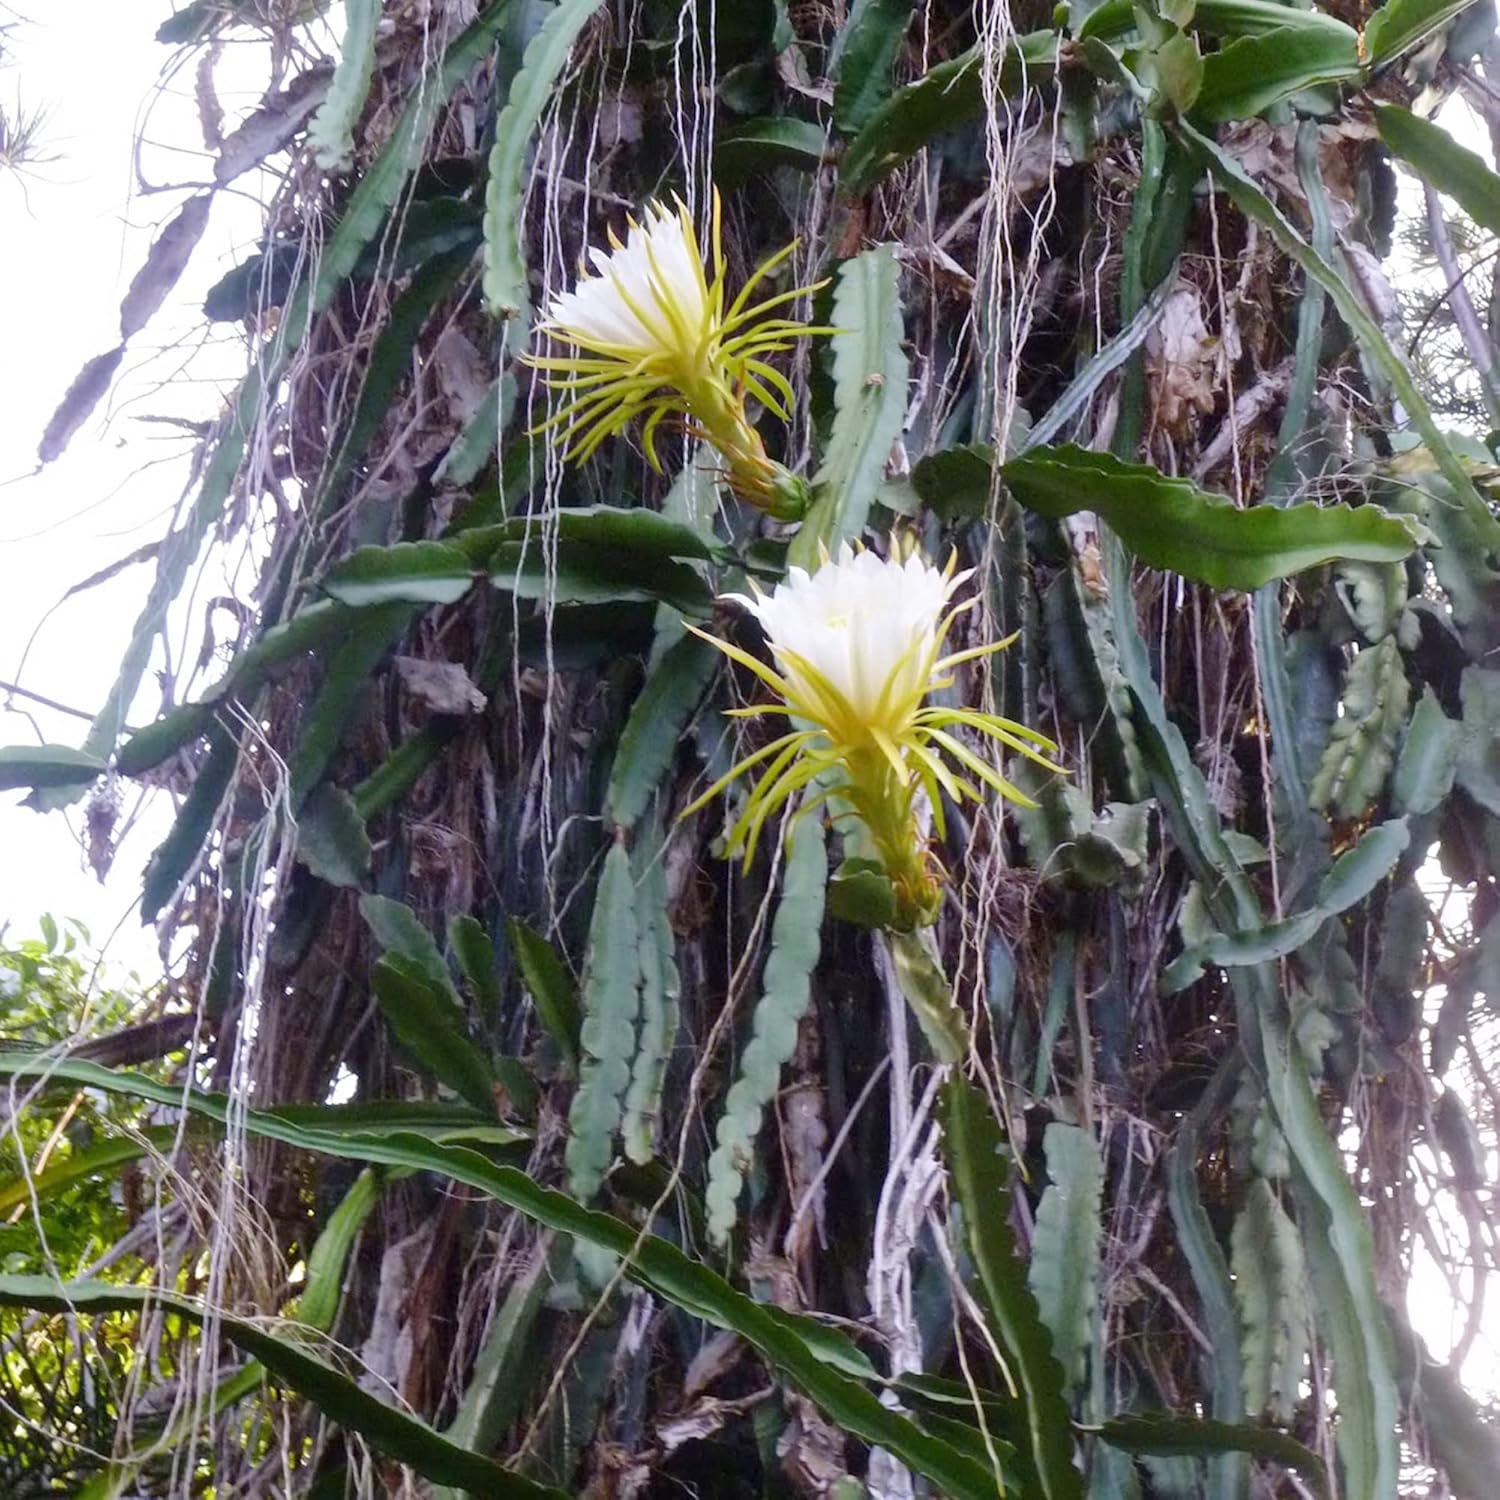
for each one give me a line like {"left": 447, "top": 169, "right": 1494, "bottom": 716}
{"left": 0, "top": 4, "right": 270, "bottom": 976}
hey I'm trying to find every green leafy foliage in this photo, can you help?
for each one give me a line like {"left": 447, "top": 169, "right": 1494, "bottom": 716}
{"left": 998, "top": 445, "right": 1420, "bottom": 591}
{"left": 942, "top": 1077, "right": 1083, "bottom": 1500}
{"left": 0, "top": 744, "right": 106, "bottom": 791}
{"left": 1377, "top": 104, "right": 1500, "bottom": 236}
{"left": 1309, "top": 638, "right": 1410, "bottom": 818}
{"left": 705, "top": 818, "right": 826, "bottom": 1245}
{"left": 1028, "top": 1124, "right": 1104, "bottom": 1402}
{"left": 1364, "top": 0, "right": 1480, "bottom": 67}
{"left": 0, "top": 1050, "right": 1002, "bottom": 1500}
{"left": 565, "top": 842, "right": 642, "bottom": 1200}
{"left": 362, "top": 894, "right": 500, "bottom": 1113}
{"left": 621, "top": 828, "right": 680, "bottom": 1164}
{"left": 508, "top": 918, "right": 581, "bottom": 1072}
{"left": 43, "top": 5, "right": 520, "bottom": 810}
{"left": 307, "top": 0, "right": 379, "bottom": 171}
{"left": 1394, "top": 686, "right": 1462, "bottom": 815}
{"left": 296, "top": 783, "right": 373, "bottom": 887}
{"left": 789, "top": 244, "right": 909, "bottom": 568}
{"left": 17, "top": 5, "right": 1500, "bottom": 1495}
{"left": 1095, "top": 1413, "right": 1327, "bottom": 1494}
{"left": 483, "top": 0, "right": 610, "bottom": 319}
{"left": 1232, "top": 1180, "right": 1312, "bottom": 1422}
{"left": 607, "top": 635, "right": 718, "bottom": 829}
{"left": 0, "top": 1276, "right": 564, "bottom": 1497}
{"left": 715, "top": 118, "right": 827, "bottom": 182}
{"left": 1194, "top": 25, "right": 1359, "bottom": 122}
{"left": 838, "top": 32, "right": 1059, "bottom": 192}
{"left": 831, "top": 0, "right": 914, "bottom": 133}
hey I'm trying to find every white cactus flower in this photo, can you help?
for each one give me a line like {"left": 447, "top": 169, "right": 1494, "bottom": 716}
{"left": 685, "top": 538, "right": 1061, "bottom": 927}
{"left": 524, "top": 192, "right": 831, "bottom": 516}
{"left": 722, "top": 543, "right": 968, "bottom": 735}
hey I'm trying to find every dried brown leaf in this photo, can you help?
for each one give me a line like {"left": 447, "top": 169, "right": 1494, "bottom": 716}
{"left": 119, "top": 193, "right": 213, "bottom": 339}
{"left": 37, "top": 345, "right": 125, "bottom": 466}
{"left": 394, "top": 656, "right": 487, "bottom": 716}
{"left": 214, "top": 66, "right": 329, "bottom": 185}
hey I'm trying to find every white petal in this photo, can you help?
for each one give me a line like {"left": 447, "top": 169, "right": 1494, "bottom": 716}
{"left": 736, "top": 541, "right": 962, "bottom": 728}
{"left": 541, "top": 201, "right": 709, "bottom": 358}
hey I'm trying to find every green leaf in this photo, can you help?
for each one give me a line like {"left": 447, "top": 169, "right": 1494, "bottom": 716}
{"left": 489, "top": 540, "right": 713, "bottom": 615}
{"left": 361, "top": 894, "right": 500, "bottom": 1113}
{"left": 74, "top": 1169, "right": 382, "bottom": 1500}
{"left": 715, "top": 117, "right": 828, "bottom": 183}
{"left": 307, "top": 0, "right": 380, "bottom": 171}
{"left": 1309, "top": 637, "right": 1409, "bottom": 818}
{"left": 1079, "top": 0, "right": 1356, "bottom": 41}
{"left": 1314, "top": 818, "right": 1410, "bottom": 912}
{"left": 323, "top": 540, "right": 478, "bottom": 607}
{"left": 508, "top": 918, "right": 581, "bottom": 1073}
{"left": 1285, "top": 1151, "right": 1399, "bottom": 1499}
{"left": 0, "top": 744, "right": 106, "bottom": 792}
{"left": 507, "top": 504, "right": 725, "bottom": 561}
{"left": 483, "top": 0, "right": 609, "bottom": 319}
{"left": 371, "top": 956, "right": 498, "bottom": 1115}
{"left": 141, "top": 724, "right": 239, "bottom": 922}
{"left": 607, "top": 635, "right": 719, "bottom": 829}
{"left": 1167, "top": 819, "right": 1409, "bottom": 987}
{"left": 449, "top": 914, "right": 503, "bottom": 1024}
{"left": 1376, "top": 104, "right": 1500, "bottom": 236}
{"left": 0, "top": 1050, "right": 997, "bottom": 1500}
{"left": 118, "top": 600, "right": 397, "bottom": 776}
{"left": 789, "top": 245, "right": 908, "bottom": 569}
{"left": 300, "top": 1167, "right": 383, "bottom": 1334}
{"left": 1232, "top": 1179, "right": 1312, "bottom": 1423}
{"left": 998, "top": 445, "right": 1420, "bottom": 591}
{"left": 311, "top": 247, "right": 474, "bottom": 519}
{"left": 1165, "top": 1059, "right": 1248, "bottom": 1497}
{"left": 287, "top": 603, "right": 418, "bottom": 807}
{"left": 1094, "top": 1413, "right": 1327, "bottom": 1495}
{"left": 361, "top": 892, "right": 451, "bottom": 992}
{"left": 296, "top": 784, "right": 373, "bottom": 888}
{"left": 566, "top": 842, "right": 642, "bottom": 1200}
{"left": 1028, "top": 1124, "right": 1104, "bottom": 1402}
{"left": 910, "top": 443, "right": 994, "bottom": 521}
{"left": 0, "top": 1275, "right": 560, "bottom": 1497}
{"left": 1456, "top": 667, "right": 1500, "bottom": 816}
{"left": 826, "top": 856, "right": 899, "bottom": 929}
{"left": 435, "top": 1243, "right": 553, "bottom": 1498}
{"left": 0, "top": 1124, "right": 184, "bottom": 1216}
{"left": 1364, "top": 0, "right": 1478, "bottom": 67}
{"left": 942, "top": 1077, "right": 1084, "bottom": 1500}
{"left": 1194, "top": 25, "right": 1360, "bottom": 122}
{"left": 1373, "top": 880, "right": 1428, "bottom": 1044}
{"left": 706, "top": 818, "right": 826, "bottom": 1246}
{"left": 621, "top": 827, "right": 680, "bottom": 1165}
{"left": 1146, "top": 31, "right": 1205, "bottom": 115}
{"left": 831, "top": 0, "right": 914, "bottom": 133}
{"left": 1394, "top": 687, "right": 1462, "bottom": 816}
{"left": 838, "top": 33, "right": 1059, "bottom": 193}
{"left": 156, "top": 0, "right": 223, "bottom": 42}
